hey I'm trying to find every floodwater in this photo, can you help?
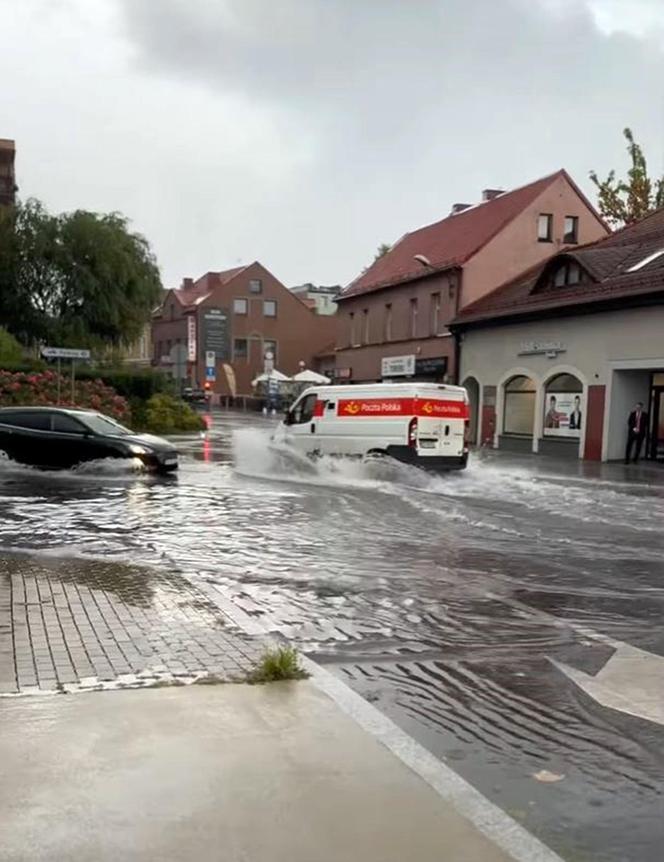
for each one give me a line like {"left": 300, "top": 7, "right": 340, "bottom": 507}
{"left": 1, "top": 411, "right": 663, "bottom": 862}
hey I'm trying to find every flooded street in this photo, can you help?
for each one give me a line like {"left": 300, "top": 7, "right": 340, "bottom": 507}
{"left": 1, "top": 411, "right": 663, "bottom": 862}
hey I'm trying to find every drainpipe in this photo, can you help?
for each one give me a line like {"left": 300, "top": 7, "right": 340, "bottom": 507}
{"left": 451, "top": 267, "right": 463, "bottom": 385}
{"left": 453, "top": 328, "right": 462, "bottom": 386}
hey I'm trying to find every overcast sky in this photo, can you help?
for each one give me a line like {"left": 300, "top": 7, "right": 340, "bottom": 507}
{"left": 1, "top": 0, "right": 664, "bottom": 289}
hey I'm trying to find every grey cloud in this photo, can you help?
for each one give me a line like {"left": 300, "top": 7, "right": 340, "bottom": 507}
{"left": 115, "top": 0, "right": 664, "bottom": 285}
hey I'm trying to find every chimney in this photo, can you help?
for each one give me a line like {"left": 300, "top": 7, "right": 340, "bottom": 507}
{"left": 482, "top": 189, "right": 504, "bottom": 202}
{"left": 181, "top": 277, "right": 194, "bottom": 290}
{"left": 451, "top": 203, "right": 472, "bottom": 216}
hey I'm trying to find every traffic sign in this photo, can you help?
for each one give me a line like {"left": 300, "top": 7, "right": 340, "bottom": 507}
{"left": 41, "top": 347, "right": 91, "bottom": 360}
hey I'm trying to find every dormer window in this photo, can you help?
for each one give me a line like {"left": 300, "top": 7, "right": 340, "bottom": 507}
{"left": 552, "top": 260, "right": 581, "bottom": 287}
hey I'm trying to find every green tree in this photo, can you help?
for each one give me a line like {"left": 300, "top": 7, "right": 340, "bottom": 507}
{"left": 374, "top": 242, "right": 391, "bottom": 260}
{"left": 0, "top": 198, "right": 162, "bottom": 348}
{"left": 590, "top": 128, "right": 664, "bottom": 227}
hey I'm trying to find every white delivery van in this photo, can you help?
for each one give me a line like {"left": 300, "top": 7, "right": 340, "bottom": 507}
{"left": 275, "top": 382, "right": 469, "bottom": 471}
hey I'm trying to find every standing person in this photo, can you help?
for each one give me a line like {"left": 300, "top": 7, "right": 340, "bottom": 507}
{"left": 569, "top": 395, "right": 582, "bottom": 431}
{"left": 625, "top": 401, "right": 649, "bottom": 463}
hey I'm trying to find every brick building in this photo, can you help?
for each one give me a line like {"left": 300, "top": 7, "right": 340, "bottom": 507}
{"left": 152, "top": 262, "right": 337, "bottom": 395}
{"left": 335, "top": 170, "right": 608, "bottom": 384}
{"left": 0, "top": 139, "right": 17, "bottom": 207}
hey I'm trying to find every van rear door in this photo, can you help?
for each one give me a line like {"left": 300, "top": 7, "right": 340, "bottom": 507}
{"left": 414, "top": 393, "right": 467, "bottom": 458}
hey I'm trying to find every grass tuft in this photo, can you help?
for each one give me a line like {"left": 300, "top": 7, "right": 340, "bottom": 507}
{"left": 248, "top": 646, "right": 309, "bottom": 683}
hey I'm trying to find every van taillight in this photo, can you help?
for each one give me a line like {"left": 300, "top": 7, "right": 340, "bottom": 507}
{"left": 408, "top": 417, "right": 418, "bottom": 448}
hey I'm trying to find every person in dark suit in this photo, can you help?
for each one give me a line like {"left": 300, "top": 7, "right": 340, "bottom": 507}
{"left": 569, "top": 395, "right": 582, "bottom": 431}
{"left": 625, "top": 401, "right": 649, "bottom": 463}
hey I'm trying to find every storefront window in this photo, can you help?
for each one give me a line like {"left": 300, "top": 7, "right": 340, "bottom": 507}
{"left": 503, "top": 375, "right": 536, "bottom": 436}
{"left": 544, "top": 373, "right": 583, "bottom": 438}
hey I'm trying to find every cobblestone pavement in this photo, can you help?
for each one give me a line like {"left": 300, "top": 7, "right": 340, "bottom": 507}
{"left": 0, "top": 554, "right": 264, "bottom": 695}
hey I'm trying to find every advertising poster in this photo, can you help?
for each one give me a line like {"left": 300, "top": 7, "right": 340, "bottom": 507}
{"left": 202, "top": 309, "right": 230, "bottom": 361}
{"left": 543, "top": 392, "right": 583, "bottom": 437}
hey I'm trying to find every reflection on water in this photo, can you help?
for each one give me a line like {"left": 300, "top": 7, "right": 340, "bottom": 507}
{"left": 1, "top": 412, "right": 663, "bottom": 861}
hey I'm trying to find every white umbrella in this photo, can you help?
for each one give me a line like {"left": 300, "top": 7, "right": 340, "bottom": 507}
{"left": 251, "top": 369, "right": 291, "bottom": 386}
{"left": 292, "top": 369, "right": 331, "bottom": 384}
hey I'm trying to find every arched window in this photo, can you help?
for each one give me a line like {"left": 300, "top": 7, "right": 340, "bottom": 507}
{"left": 503, "top": 375, "right": 536, "bottom": 436}
{"left": 544, "top": 373, "right": 583, "bottom": 437}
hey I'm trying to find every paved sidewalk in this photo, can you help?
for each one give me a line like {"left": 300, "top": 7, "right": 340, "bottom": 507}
{"left": 0, "top": 554, "right": 263, "bottom": 694}
{"left": 0, "top": 681, "right": 516, "bottom": 862}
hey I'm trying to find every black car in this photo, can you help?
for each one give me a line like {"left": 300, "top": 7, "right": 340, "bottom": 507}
{"left": 182, "top": 387, "right": 210, "bottom": 405}
{"left": 0, "top": 407, "right": 178, "bottom": 473}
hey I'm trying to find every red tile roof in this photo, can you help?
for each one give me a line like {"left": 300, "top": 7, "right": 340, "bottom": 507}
{"left": 452, "top": 207, "right": 664, "bottom": 326}
{"left": 175, "top": 266, "right": 248, "bottom": 307}
{"left": 340, "top": 170, "right": 571, "bottom": 300}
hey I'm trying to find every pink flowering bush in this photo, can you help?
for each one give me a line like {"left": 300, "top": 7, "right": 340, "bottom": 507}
{"left": 0, "top": 370, "right": 130, "bottom": 421}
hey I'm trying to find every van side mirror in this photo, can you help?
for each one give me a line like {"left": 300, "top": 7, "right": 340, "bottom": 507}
{"left": 284, "top": 411, "right": 293, "bottom": 426}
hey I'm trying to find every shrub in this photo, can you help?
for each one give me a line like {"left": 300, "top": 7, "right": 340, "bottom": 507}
{"left": 248, "top": 646, "right": 308, "bottom": 683}
{"left": 0, "top": 329, "right": 23, "bottom": 365}
{"left": 0, "top": 370, "right": 129, "bottom": 421}
{"left": 142, "top": 393, "right": 206, "bottom": 434}
{"left": 76, "top": 368, "right": 172, "bottom": 401}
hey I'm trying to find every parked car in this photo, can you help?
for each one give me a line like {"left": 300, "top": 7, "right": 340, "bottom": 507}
{"left": 182, "top": 387, "right": 210, "bottom": 405}
{"left": 0, "top": 407, "right": 178, "bottom": 473}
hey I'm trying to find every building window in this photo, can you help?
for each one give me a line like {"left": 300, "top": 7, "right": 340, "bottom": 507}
{"left": 234, "top": 298, "right": 248, "bottom": 315}
{"left": 263, "top": 339, "right": 277, "bottom": 363}
{"left": 362, "top": 309, "right": 369, "bottom": 344}
{"left": 233, "top": 338, "right": 248, "bottom": 360}
{"left": 350, "top": 312, "right": 357, "bottom": 347}
{"left": 552, "top": 260, "right": 581, "bottom": 287}
{"left": 538, "top": 213, "right": 553, "bottom": 242}
{"left": 410, "top": 297, "right": 418, "bottom": 338}
{"left": 564, "top": 216, "right": 578, "bottom": 244}
{"left": 544, "top": 373, "right": 583, "bottom": 438}
{"left": 503, "top": 375, "right": 536, "bottom": 436}
{"left": 169, "top": 304, "right": 175, "bottom": 320}
{"left": 263, "top": 300, "right": 277, "bottom": 317}
{"left": 384, "top": 304, "right": 392, "bottom": 342}
{"left": 249, "top": 279, "right": 262, "bottom": 294}
{"left": 430, "top": 292, "right": 440, "bottom": 335}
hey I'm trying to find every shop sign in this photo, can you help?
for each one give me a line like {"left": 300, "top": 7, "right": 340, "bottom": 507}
{"left": 543, "top": 392, "right": 583, "bottom": 438}
{"left": 335, "top": 367, "right": 352, "bottom": 380}
{"left": 518, "top": 340, "right": 566, "bottom": 357}
{"left": 415, "top": 356, "right": 448, "bottom": 376}
{"left": 381, "top": 354, "right": 415, "bottom": 377}
{"left": 187, "top": 315, "right": 197, "bottom": 362}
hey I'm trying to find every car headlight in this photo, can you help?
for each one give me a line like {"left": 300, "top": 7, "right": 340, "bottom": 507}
{"left": 128, "top": 444, "right": 150, "bottom": 456}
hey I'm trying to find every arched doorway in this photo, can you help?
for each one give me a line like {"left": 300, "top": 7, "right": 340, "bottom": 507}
{"left": 502, "top": 374, "right": 536, "bottom": 444}
{"left": 541, "top": 372, "right": 584, "bottom": 457}
{"left": 462, "top": 376, "right": 480, "bottom": 446}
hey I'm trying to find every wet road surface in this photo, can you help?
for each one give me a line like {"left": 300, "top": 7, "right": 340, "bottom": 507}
{"left": 1, "top": 410, "right": 663, "bottom": 861}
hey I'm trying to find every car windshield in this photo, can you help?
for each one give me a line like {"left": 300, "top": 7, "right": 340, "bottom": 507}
{"left": 78, "top": 413, "right": 133, "bottom": 437}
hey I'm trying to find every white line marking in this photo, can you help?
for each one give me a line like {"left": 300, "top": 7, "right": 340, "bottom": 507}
{"left": 553, "top": 644, "right": 664, "bottom": 726}
{"left": 212, "top": 585, "right": 565, "bottom": 859}
{"left": 304, "top": 657, "right": 565, "bottom": 862}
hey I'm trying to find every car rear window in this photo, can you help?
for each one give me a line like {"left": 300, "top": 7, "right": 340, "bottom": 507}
{"left": 0, "top": 411, "right": 51, "bottom": 430}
